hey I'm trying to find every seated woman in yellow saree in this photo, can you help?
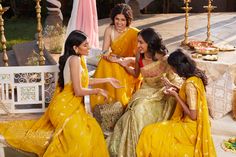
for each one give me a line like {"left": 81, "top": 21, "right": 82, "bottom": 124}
{"left": 108, "top": 28, "right": 181, "bottom": 157}
{"left": 90, "top": 3, "right": 142, "bottom": 110}
{"left": 0, "top": 30, "right": 122, "bottom": 157}
{"left": 136, "top": 49, "right": 216, "bottom": 157}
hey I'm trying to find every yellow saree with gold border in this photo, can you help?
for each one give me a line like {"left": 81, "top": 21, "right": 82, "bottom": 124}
{"left": 0, "top": 57, "right": 109, "bottom": 157}
{"left": 90, "top": 27, "right": 142, "bottom": 110}
{"left": 136, "top": 76, "right": 216, "bottom": 157}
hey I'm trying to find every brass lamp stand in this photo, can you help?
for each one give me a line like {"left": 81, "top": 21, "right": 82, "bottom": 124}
{"left": 35, "top": 0, "right": 45, "bottom": 65}
{"left": 181, "top": 0, "right": 192, "bottom": 46}
{"left": 0, "top": 4, "right": 9, "bottom": 66}
{"left": 203, "top": 0, "right": 216, "bottom": 43}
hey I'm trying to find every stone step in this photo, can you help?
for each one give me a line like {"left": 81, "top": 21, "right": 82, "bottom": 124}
{"left": 211, "top": 113, "right": 236, "bottom": 137}
{"left": 0, "top": 50, "right": 18, "bottom": 66}
{"left": 12, "top": 40, "right": 57, "bottom": 66}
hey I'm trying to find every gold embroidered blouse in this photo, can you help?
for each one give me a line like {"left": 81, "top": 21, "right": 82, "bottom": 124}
{"left": 186, "top": 82, "right": 197, "bottom": 110}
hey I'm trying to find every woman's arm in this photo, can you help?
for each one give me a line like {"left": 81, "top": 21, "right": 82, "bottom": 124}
{"left": 89, "top": 77, "right": 122, "bottom": 89}
{"left": 70, "top": 56, "right": 107, "bottom": 98}
{"left": 162, "top": 76, "right": 180, "bottom": 92}
{"left": 106, "top": 56, "right": 135, "bottom": 68}
{"left": 174, "top": 93, "right": 197, "bottom": 120}
{"left": 164, "top": 84, "right": 197, "bottom": 120}
{"left": 162, "top": 63, "right": 182, "bottom": 92}
{"left": 116, "top": 57, "right": 135, "bottom": 67}
{"left": 122, "top": 53, "right": 141, "bottom": 78}
{"left": 102, "top": 26, "right": 111, "bottom": 51}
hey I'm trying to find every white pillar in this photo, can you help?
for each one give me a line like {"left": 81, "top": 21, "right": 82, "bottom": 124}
{"left": 0, "top": 135, "right": 5, "bottom": 157}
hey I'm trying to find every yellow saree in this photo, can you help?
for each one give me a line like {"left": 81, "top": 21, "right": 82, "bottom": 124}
{"left": 108, "top": 59, "right": 180, "bottom": 157}
{"left": 90, "top": 27, "right": 142, "bottom": 110}
{"left": 136, "top": 76, "right": 216, "bottom": 157}
{"left": 0, "top": 56, "right": 109, "bottom": 157}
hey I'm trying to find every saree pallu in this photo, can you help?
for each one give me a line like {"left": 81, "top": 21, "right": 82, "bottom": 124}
{"left": 108, "top": 60, "right": 180, "bottom": 157}
{"left": 90, "top": 27, "right": 142, "bottom": 110}
{"left": 136, "top": 76, "right": 216, "bottom": 157}
{"left": 0, "top": 57, "right": 109, "bottom": 157}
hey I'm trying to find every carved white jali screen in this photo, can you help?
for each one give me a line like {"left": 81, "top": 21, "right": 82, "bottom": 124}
{"left": 0, "top": 65, "right": 58, "bottom": 114}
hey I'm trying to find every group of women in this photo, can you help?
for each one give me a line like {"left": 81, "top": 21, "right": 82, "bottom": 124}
{"left": 0, "top": 3, "right": 216, "bottom": 157}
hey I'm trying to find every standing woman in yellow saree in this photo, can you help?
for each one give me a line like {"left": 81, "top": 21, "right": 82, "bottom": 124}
{"left": 90, "top": 3, "right": 142, "bottom": 110}
{"left": 136, "top": 49, "right": 216, "bottom": 157}
{"left": 0, "top": 30, "right": 122, "bottom": 157}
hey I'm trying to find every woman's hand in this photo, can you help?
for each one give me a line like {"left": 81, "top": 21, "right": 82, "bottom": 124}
{"left": 108, "top": 78, "right": 123, "bottom": 88}
{"left": 162, "top": 76, "right": 179, "bottom": 93}
{"left": 96, "top": 88, "right": 108, "bottom": 101}
{"left": 163, "top": 87, "right": 178, "bottom": 97}
{"left": 102, "top": 53, "right": 110, "bottom": 60}
{"left": 161, "top": 76, "right": 173, "bottom": 88}
{"left": 103, "top": 54, "right": 121, "bottom": 64}
{"left": 117, "top": 58, "right": 130, "bottom": 67}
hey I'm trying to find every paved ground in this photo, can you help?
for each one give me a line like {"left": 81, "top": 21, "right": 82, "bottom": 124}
{"left": 1, "top": 12, "right": 236, "bottom": 156}
{"left": 101, "top": 13, "right": 236, "bottom": 49}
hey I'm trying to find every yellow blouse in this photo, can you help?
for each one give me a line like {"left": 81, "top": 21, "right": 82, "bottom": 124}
{"left": 186, "top": 82, "right": 197, "bottom": 110}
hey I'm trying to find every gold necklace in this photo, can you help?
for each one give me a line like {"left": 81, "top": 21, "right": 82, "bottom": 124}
{"left": 115, "top": 27, "right": 127, "bottom": 33}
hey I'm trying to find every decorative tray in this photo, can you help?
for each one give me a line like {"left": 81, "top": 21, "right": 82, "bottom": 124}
{"left": 221, "top": 137, "right": 236, "bottom": 153}
{"left": 188, "top": 41, "right": 211, "bottom": 49}
{"left": 187, "top": 41, "right": 219, "bottom": 55}
{"left": 195, "top": 47, "right": 219, "bottom": 55}
{"left": 214, "top": 44, "right": 236, "bottom": 51}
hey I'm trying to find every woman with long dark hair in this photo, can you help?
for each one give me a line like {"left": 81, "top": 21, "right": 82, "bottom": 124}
{"left": 0, "top": 30, "right": 122, "bottom": 157}
{"left": 108, "top": 28, "right": 181, "bottom": 157}
{"left": 137, "top": 49, "right": 216, "bottom": 157}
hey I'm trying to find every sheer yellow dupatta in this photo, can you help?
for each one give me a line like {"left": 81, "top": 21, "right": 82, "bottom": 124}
{"left": 111, "top": 27, "right": 139, "bottom": 57}
{"left": 191, "top": 77, "right": 216, "bottom": 157}
{"left": 172, "top": 76, "right": 216, "bottom": 156}
{"left": 0, "top": 56, "right": 90, "bottom": 157}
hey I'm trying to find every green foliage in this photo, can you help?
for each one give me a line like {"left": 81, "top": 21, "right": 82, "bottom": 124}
{"left": 43, "top": 25, "right": 66, "bottom": 54}
{"left": 0, "top": 17, "right": 37, "bottom": 51}
{"left": 25, "top": 50, "right": 39, "bottom": 66}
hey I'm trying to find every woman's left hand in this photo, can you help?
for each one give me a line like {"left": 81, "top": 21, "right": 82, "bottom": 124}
{"left": 103, "top": 54, "right": 118, "bottom": 63}
{"left": 163, "top": 87, "right": 178, "bottom": 97}
{"left": 161, "top": 76, "right": 172, "bottom": 88}
{"left": 108, "top": 78, "right": 123, "bottom": 88}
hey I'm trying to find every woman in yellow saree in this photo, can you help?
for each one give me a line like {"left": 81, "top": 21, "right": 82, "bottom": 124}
{"left": 90, "top": 3, "right": 142, "bottom": 110}
{"left": 0, "top": 30, "right": 122, "bottom": 157}
{"left": 108, "top": 28, "right": 181, "bottom": 157}
{"left": 136, "top": 49, "right": 216, "bottom": 157}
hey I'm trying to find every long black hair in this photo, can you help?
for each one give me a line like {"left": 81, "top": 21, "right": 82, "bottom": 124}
{"left": 138, "top": 28, "right": 168, "bottom": 61}
{"left": 168, "top": 49, "right": 208, "bottom": 87}
{"left": 110, "top": 3, "right": 133, "bottom": 26}
{"left": 58, "top": 30, "right": 87, "bottom": 90}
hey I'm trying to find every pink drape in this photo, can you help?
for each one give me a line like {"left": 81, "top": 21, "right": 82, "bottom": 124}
{"left": 76, "top": 0, "right": 99, "bottom": 48}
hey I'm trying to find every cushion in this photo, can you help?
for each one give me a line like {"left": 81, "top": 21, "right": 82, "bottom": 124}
{"left": 93, "top": 101, "right": 124, "bottom": 134}
{"left": 86, "top": 48, "right": 103, "bottom": 66}
{"left": 206, "top": 72, "right": 234, "bottom": 119}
